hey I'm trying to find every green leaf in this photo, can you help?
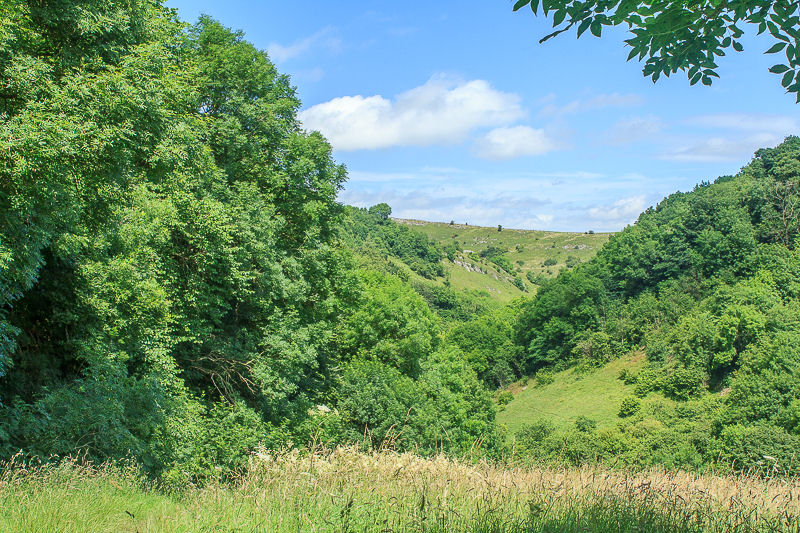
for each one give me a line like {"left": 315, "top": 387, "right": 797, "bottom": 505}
{"left": 782, "top": 69, "right": 795, "bottom": 87}
{"left": 702, "top": 75, "right": 712, "bottom": 86}
{"left": 512, "top": 0, "right": 530, "bottom": 11}
{"left": 732, "top": 41, "right": 743, "bottom": 52}
{"left": 769, "top": 64, "right": 791, "bottom": 73}
{"left": 590, "top": 21, "right": 602, "bottom": 37}
{"left": 766, "top": 42, "right": 787, "bottom": 54}
{"left": 577, "top": 19, "right": 592, "bottom": 38}
{"left": 553, "top": 9, "right": 567, "bottom": 26}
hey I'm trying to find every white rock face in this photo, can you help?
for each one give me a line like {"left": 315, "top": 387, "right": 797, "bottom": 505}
{"left": 453, "top": 259, "right": 486, "bottom": 274}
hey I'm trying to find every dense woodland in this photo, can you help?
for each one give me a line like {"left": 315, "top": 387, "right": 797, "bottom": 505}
{"left": 2, "top": 1, "right": 800, "bottom": 487}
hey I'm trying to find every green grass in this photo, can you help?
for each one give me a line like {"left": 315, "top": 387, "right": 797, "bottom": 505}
{"left": 396, "top": 219, "right": 611, "bottom": 301}
{"left": 2, "top": 449, "right": 798, "bottom": 532}
{"left": 498, "top": 354, "right": 645, "bottom": 435}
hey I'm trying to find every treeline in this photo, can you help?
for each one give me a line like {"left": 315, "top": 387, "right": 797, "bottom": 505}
{"left": 512, "top": 138, "right": 800, "bottom": 475}
{"left": 341, "top": 204, "right": 448, "bottom": 279}
{"left": 0, "top": 1, "right": 503, "bottom": 484}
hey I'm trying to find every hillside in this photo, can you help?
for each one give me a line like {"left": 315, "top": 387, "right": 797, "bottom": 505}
{"left": 498, "top": 353, "right": 645, "bottom": 435}
{"left": 394, "top": 219, "right": 611, "bottom": 301}
{"left": 504, "top": 138, "right": 800, "bottom": 475}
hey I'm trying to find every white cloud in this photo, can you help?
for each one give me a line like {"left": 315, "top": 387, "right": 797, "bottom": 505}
{"left": 687, "top": 113, "right": 800, "bottom": 135}
{"left": 348, "top": 170, "right": 444, "bottom": 183}
{"left": 540, "top": 92, "right": 645, "bottom": 117}
{"left": 663, "top": 133, "right": 780, "bottom": 162}
{"left": 267, "top": 27, "right": 341, "bottom": 63}
{"left": 299, "top": 76, "right": 525, "bottom": 150}
{"left": 473, "top": 125, "right": 558, "bottom": 160}
{"left": 606, "top": 115, "right": 664, "bottom": 145}
{"left": 589, "top": 195, "right": 647, "bottom": 225}
{"left": 661, "top": 113, "right": 800, "bottom": 162}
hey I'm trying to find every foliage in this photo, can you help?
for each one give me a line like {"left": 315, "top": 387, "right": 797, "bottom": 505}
{"left": 618, "top": 397, "right": 641, "bottom": 418}
{"left": 0, "top": 2, "right": 348, "bottom": 478}
{"left": 512, "top": 0, "right": 800, "bottom": 101}
{"left": 336, "top": 348, "right": 501, "bottom": 455}
{"left": 506, "top": 138, "right": 800, "bottom": 475}
{"left": 411, "top": 281, "right": 496, "bottom": 322}
{"left": 339, "top": 270, "right": 439, "bottom": 377}
{"left": 446, "top": 306, "right": 523, "bottom": 387}
{"left": 342, "top": 205, "right": 445, "bottom": 279}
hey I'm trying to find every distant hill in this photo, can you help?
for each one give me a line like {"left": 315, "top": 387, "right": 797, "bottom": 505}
{"left": 393, "top": 219, "right": 611, "bottom": 301}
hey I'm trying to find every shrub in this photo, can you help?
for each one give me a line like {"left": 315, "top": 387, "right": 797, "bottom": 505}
{"left": 515, "top": 420, "right": 555, "bottom": 452}
{"left": 575, "top": 416, "right": 597, "bottom": 433}
{"left": 535, "top": 370, "right": 555, "bottom": 386}
{"left": 618, "top": 368, "right": 638, "bottom": 385}
{"left": 619, "top": 397, "right": 641, "bottom": 418}
{"left": 497, "top": 390, "right": 514, "bottom": 408}
{"left": 662, "top": 366, "right": 706, "bottom": 401}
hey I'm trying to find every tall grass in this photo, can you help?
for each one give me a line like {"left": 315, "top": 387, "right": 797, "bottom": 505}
{"left": 2, "top": 448, "right": 799, "bottom": 532}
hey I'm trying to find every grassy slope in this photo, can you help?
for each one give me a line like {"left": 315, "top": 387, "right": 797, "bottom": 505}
{"left": 498, "top": 354, "right": 645, "bottom": 435}
{"left": 396, "top": 219, "right": 611, "bottom": 302}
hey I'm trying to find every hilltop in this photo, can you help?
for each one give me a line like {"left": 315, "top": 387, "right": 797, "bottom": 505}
{"left": 392, "top": 218, "right": 611, "bottom": 301}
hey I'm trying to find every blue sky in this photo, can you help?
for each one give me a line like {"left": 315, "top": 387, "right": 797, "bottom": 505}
{"left": 167, "top": 0, "right": 800, "bottom": 232}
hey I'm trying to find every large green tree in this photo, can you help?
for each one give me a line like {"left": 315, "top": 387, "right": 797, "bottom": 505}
{"left": 0, "top": 0, "right": 350, "bottom": 477}
{"left": 512, "top": 0, "right": 800, "bottom": 100}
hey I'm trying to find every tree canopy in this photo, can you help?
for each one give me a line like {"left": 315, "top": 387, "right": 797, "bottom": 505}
{"left": 512, "top": 0, "right": 800, "bottom": 100}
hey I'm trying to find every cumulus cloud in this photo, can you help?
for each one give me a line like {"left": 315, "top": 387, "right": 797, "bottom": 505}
{"left": 267, "top": 27, "right": 341, "bottom": 63}
{"left": 473, "top": 125, "right": 558, "bottom": 160}
{"left": 589, "top": 195, "right": 647, "bottom": 225}
{"left": 606, "top": 115, "right": 664, "bottom": 145}
{"left": 299, "top": 76, "right": 525, "bottom": 150}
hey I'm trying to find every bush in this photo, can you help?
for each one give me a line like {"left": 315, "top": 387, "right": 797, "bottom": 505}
{"left": 575, "top": 416, "right": 597, "bottom": 433}
{"left": 662, "top": 366, "right": 706, "bottom": 401}
{"left": 497, "top": 390, "right": 514, "bottom": 408}
{"left": 618, "top": 368, "right": 638, "bottom": 385}
{"left": 619, "top": 397, "right": 641, "bottom": 418}
{"left": 515, "top": 420, "right": 555, "bottom": 452}
{"left": 535, "top": 370, "right": 555, "bottom": 386}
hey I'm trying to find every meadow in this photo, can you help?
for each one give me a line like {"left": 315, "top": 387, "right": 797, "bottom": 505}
{"left": 2, "top": 448, "right": 799, "bottom": 532}
{"left": 498, "top": 353, "right": 645, "bottom": 434}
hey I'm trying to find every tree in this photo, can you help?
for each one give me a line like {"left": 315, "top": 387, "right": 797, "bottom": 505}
{"left": 512, "top": 0, "right": 800, "bottom": 100}
{"left": 368, "top": 203, "right": 392, "bottom": 221}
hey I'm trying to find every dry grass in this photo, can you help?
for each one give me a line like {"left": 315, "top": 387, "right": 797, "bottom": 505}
{"left": 2, "top": 447, "right": 799, "bottom": 532}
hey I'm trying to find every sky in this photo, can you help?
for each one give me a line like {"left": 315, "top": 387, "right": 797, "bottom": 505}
{"left": 166, "top": 0, "right": 800, "bottom": 232}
